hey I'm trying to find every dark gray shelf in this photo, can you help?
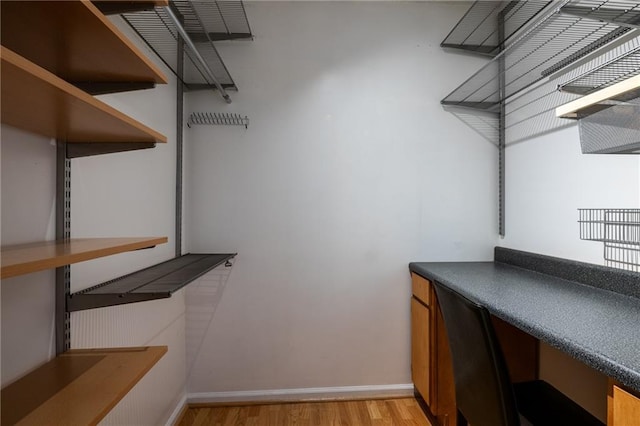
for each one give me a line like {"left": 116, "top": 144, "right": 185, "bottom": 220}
{"left": 121, "top": 1, "right": 252, "bottom": 95}
{"left": 559, "top": 39, "right": 640, "bottom": 96}
{"left": 441, "top": 1, "right": 550, "bottom": 57}
{"left": 67, "top": 253, "right": 236, "bottom": 311}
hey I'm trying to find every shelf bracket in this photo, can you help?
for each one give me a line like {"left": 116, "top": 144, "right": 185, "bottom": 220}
{"left": 72, "top": 81, "right": 156, "bottom": 95}
{"left": 440, "top": 100, "right": 501, "bottom": 113}
{"left": 67, "top": 293, "right": 169, "bottom": 312}
{"left": 55, "top": 141, "right": 71, "bottom": 355}
{"left": 188, "top": 32, "right": 253, "bottom": 42}
{"left": 93, "top": 1, "right": 159, "bottom": 15}
{"left": 440, "top": 43, "right": 499, "bottom": 57}
{"left": 184, "top": 83, "right": 237, "bottom": 92}
{"left": 66, "top": 142, "right": 156, "bottom": 158}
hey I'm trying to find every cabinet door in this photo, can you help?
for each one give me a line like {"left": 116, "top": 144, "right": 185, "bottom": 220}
{"left": 434, "top": 302, "right": 457, "bottom": 426}
{"left": 609, "top": 383, "right": 640, "bottom": 426}
{"left": 411, "top": 297, "right": 431, "bottom": 404}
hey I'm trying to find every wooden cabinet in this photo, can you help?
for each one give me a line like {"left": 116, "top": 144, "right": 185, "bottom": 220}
{"left": 608, "top": 381, "right": 640, "bottom": 426}
{"left": 411, "top": 273, "right": 538, "bottom": 426}
{"left": 411, "top": 273, "right": 457, "bottom": 426}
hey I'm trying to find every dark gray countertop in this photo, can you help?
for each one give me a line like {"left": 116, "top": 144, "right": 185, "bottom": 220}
{"left": 409, "top": 257, "right": 640, "bottom": 393}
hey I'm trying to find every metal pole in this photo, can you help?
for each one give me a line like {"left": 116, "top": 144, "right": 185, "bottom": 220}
{"left": 176, "top": 20, "right": 184, "bottom": 258}
{"left": 165, "top": 6, "right": 232, "bottom": 103}
{"left": 498, "top": 10, "right": 506, "bottom": 237}
{"left": 55, "top": 142, "right": 71, "bottom": 354}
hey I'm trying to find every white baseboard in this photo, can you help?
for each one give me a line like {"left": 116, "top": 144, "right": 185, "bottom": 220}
{"left": 165, "top": 394, "right": 188, "bottom": 426}
{"left": 188, "top": 384, "right": 414, "bottom": 404}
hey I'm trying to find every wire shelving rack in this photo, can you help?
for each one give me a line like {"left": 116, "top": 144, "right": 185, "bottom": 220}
{"left": 441, "top": 1, "right": 551, "bottom": 56}
{"left": 121, "top": 1, "right": 252, "bottom": 100}
{"left": 441, "top": 0, "right": 640, "bottom": 111}
{"left": 441, "top": 0, "right": 640, "bottom": 236}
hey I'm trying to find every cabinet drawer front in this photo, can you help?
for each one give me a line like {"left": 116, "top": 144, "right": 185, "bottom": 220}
{"left": 412, "top": 273, "right": 431, "bottom": 305}
{"left": 611, "top": 384, "right": 640, "bottom": 426}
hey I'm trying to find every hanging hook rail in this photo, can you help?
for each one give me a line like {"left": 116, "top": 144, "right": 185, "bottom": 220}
{"left": 188, "top": 112, "right": 249, "bottom": 129}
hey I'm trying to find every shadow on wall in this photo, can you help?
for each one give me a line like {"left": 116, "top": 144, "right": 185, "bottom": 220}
{"left": 186, "top": 263, "right": 235, "bottom": 377}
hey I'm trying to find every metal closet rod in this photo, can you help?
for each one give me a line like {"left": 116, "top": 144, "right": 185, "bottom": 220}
{"left": 164, "top": 6, "right": 232, "bottom": 104}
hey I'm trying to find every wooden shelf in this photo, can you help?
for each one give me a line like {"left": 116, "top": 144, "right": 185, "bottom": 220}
{"left": 1, "top": 237, "right": 168, "bottom": 279}
{"left": 556, "top": 74, "right": 640, "bottom": 119}
{"left": 1, "top": 47, "right": 167, "bottom": 144}
{"left": 1, "top": 346, "right": 167, "bottom": 426}
{"left": 0, "top": 0, "right": 167, "bottom": 88}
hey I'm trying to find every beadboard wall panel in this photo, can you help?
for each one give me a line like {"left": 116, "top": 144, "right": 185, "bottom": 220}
{"left": 98, "top": 310, "right": 186, "bottom": 425}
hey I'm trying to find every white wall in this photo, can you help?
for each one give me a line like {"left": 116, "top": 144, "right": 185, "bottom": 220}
{"left": 1, "top": 127, "right": 57, "bottom": 386}
{"left": 184, "top": 1, "right": 497, "bottom": 397}
{"left": 501, "top": 125, "right": 639, "bottom": 263}
{"left": 1, "top": 16, "right": 185, "bottom": 425}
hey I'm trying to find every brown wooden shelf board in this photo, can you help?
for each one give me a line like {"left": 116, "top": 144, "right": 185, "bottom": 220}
{"left": 1, "top": 346, "right": 167, "bottom": 426}
{"left": 1, "top": 47, "right": 167, "bottom": 144}
{"left": 0, "top": 0, "right": 167, "bottom": 86}
{"left": 1, "top": 237, "right": 168, "bottom": 279}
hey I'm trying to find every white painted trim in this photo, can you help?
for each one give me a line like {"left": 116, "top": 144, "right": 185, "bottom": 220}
{"left": 165, "top": 394, "right": 188, "bottom": 426}
{"left": 188, "top": 384, "right": 414, "bottom": 404}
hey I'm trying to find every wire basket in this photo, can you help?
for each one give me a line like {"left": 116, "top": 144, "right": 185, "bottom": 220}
{"left": 579, "top": 209, "right": 640, "bottom": 272}
{"left": 578, "top": 96, "right": 640, "bottom": 154}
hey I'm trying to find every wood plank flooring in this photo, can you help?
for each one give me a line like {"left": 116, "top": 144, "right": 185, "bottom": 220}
{"left": 178, "top": 398, "right": 432, "bottom": 425}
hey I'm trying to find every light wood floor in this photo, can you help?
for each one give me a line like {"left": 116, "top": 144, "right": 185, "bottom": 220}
{"left": 178, "top": 398, "right": 432, "bottom": 425}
